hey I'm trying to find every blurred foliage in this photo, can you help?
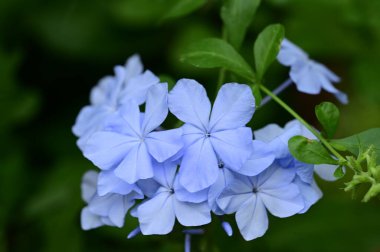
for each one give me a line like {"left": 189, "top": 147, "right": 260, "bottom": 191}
{"left": 0, "top": 0, "right": 379, "bottom": 251}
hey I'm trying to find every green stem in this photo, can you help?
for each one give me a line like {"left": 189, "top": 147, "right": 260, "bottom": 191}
{"left": 259, "top": 85, "right": 346, "bottom": 163}
{"left": 217, "top": 68, "right": 226, "bottom": 90}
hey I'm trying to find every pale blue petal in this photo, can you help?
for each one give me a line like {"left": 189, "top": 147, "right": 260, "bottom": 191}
{"left": 277, "top": 38, "right": 309, "bottom": 67}
{"left": 236, "top": 195, "right": 268, "bottom": 241}
{"left": 334, "top": 91, "right": 348, "bottom": 104}
{"left": 115, "top": 102, "right": 142, "bottom": 137}
{"left": 209, "top": 83, "right": 255, "bottom": 131}
{"left": 97, "top": 170, "right": 142, "bottom": 197}
{"left": 182, "top": 124, "right": 204, "bottom": 146}
{"left": 108, "top": 197, "right": 135, "bottom": 227}
{"left": 179, "top": 138, "right": 219, "bottom": 192}
{"left": 88, "top": 194, "right": 118, "bottom": 216}
{"left": 210, "top": 127, "right": 253, "bottom": 171}
{"left": 141, "top": 84, "right": 168, "bottom": 134}
{"left": 217, "top": 175, "right": 253, "bottom": 214}
{"left": 168, "top": 79, "right": 211, "bottom": 130}
{"left": 238, "top": 140, "right": 275, "bottom": 176}
{"left": 124, "top": 54, "right": 144, "bottom": 80}
{"left": 254, "top": 124, "right": 284, "bottom": 143}
{"left": 137, "top": 178, "right": 161, "bottom": 198}
{"left": 81, "top": 207, "right": 104, "bottom": 230}
{"left": 90, "top": 76, "right": 116, "bottom": 105}
{"left": 145, "top": 128, "right": 183, "bottom": 162}
{"left": 290, "top": 62, "right": 322, "bottom": 94}
{"left": 314, "top": 164, "right": 340, "bottom": 181}
{"left": 84, "top": 131, "right": 138, "bottom": 170}
{"left": 137, "top": 193, "right": 176, "bottom": 235}
{"left": 72, "top": 105, "right": 112, "bottom": 138}
{"left": 295, "top": 161, "right": 314, "bottom": 184}
{"left": 295, "top": 177, "right": 322, "bottom": 214}
{"left": 174, "top": 177, "right": 209, "bottom": 203}
{"left": 114, "top": 144, "right": 154, "bottom": 184}
{"left": 174, "top": 200, "right": 211, "bottom": 226}
{"left": 258, "top": 164, "right": 296, "bottom": 189}
{"left": 208, "top": 168, "right": 234, "bottom": 214}
{"left": 81, "top": 170, "right": 98, "bottom": 203}
{"left": 259, "top": 184, "right": 304, "bottom": 217}
{"left": 151, "top": 161, "right": 177, "bottom": 188}
{"left": 119, "top": 70, "right": 160, "bottom": 105}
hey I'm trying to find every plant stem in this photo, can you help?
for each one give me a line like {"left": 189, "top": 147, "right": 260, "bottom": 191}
{"left": 259, "top": 84, "right": 346, "bottom": 163}
{"left": 261, "top": 78, "right": 292, "bottom": 106}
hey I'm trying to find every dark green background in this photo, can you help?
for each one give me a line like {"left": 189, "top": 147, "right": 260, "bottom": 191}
{"left": 1, "top": 0, "right": 379, "bottom": 251}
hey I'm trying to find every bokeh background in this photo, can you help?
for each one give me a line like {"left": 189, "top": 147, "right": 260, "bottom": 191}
{"left": 1, "top": 0, "right": 380, "bottom": 251}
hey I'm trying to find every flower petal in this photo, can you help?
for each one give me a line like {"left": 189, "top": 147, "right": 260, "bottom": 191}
{"left": 258, "top": 164, "right": 296, "bottom": 189}
{"left": 314, "top": 164, "right": 341, "bottom": 181}
{"left": 137, "top": 193, "right": 175, "bottom": 235}
{"left": 108, "top": 197, "right": 135, "bottom": 227}
{"left": 81, "top": 170, "right": 98, "bottom": 203}
{"left": 97, "top": 170, "right": 142, "bottom": 197}
{"left": 290, "top": 62, "right": 322, "bottom": 94}
{"left": 210, "top": 127, "right": 253, "bottom": 171}
{"left": 238, "top": 140, "right": 275, "bottom": 176}
{"left": 114, "top": 143, "right": 154, "bottom": 184}
{"left": 209, "top": 83, "right": 255, "bottom": 131}
{"left": 208, "top": 168, "right": 234, "bottom": 214}
{"left": 81, "top": 207, "right": 104, "bottom": 230}
{"left": 236, "top": 195, "right": 268, "bottom": 241}
{"left": 174, "top": 176, "right": 209, "bottom": 203}
{"left": 259, "top": 183, "right": 304, "bottom": 218}
{"left": 174, "top": 200, "right": 211, "bottom": 226}
{"left": 152, "top": 161, "right": 178, "bottom": 188}
{"left": 168, "top": 79, "right": 211, "bottom": 130}
{"left": 119, "top": 70, "right": 160, "bottom": 105}
{"left": 217, "top": 174, "right": 253, "bottom": 214}
{"left": 83, "top": 131, "right": 138, "bottom": 170}
{"left": 145, "top": 128, "right": 183, "bottom": 162}
{"left": 295, "top": 177, "right": 322, "bottom": 214}
{"left": 124, "top": 54, "right": 144, "bottom": 80}
{"left": 178, "top": 138, "right": 219, "bottom": 192}
{"left": 141, "top": 83, "right": 168, "bottom": 134}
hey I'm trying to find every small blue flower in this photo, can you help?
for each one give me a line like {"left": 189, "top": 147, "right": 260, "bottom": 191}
{"left": 83, "top": 83, "right": 183, "bottom": 184}
{"left": 136, "top": 161, "right": 211, "bottom": 235}
{"left": 80, "top": 170, "right": 143, "bottom": 230}
{"left": 168, "top": 79, "right": 255, "bottom": 192}
{"left": 217, "top": 164, "right": 304, "bottom": 241}
{"left": 277, "top": 39, "right": 348, "bottom": 104}
{"left": 73, "top": 55, "right": 160, "bottom": 150}
{"left": 254, "top": 120, "right": 325, "bottom": 212}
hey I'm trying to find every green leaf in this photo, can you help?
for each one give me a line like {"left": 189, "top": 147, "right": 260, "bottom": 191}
{"left": 181, "top": 37, "right": 256, "bottom": 81}
{"left": 334, "top": 165, "right": 345, "bottom": 179}
{"left": 315, "top": 101, "right": 340, "bottom": 138}
{"left": 252, "top": 84, "right": 262, "bottom": 107}
{"left": 162, "top": 0, "right": 206, "bottom": 21}
{"left": 331, "top": 128, "right": 380, "bottom": 163}
{"left": 288, "top": 135, "right": 339, "bottom": 165}
{"left": 254, "top": 24, "right": 285, "bottom": 81}
{"left": 221, "top": 0, "right": 261, "bottom": 49}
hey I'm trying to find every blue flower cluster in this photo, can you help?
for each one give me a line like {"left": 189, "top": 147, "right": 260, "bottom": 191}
{"left": 74, "top": 55, "right": 336, "bottom": 241}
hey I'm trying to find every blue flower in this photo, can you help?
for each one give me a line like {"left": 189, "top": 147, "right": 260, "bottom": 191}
{"left": 73, "top": 55, "right": 160, "bottom": 150}
{"left": 80, "top": 170, "right": 143, "bottom": 230}
{"left": 136, "top": 161, "right": 211, "bottom": 235}
{"left": 217, "top": 164, "right": 304, "bottom": 240}
{"left": 83, "top": 83, "right": 183, "bottom": 184}
{"left": 277, "top": 39, "right": 348, "bottom": 104}
{"left": 254, "top": 120, "right": 325, "bottom": 212}
{"left": 168, "top": 79, "right": 255, "bottom": 192}
{"left": 208, "top": 140, "right": 275, "bottom": 215}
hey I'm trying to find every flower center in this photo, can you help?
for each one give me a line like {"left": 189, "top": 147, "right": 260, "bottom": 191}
{"left": 252, "top": 187, "right": 258, "bottom": 193}
{"left": 205, "top": 132, "right": 211, "bottom": 138}
{"left": 218, "top": 161, "right": 224, "bottom": 169}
